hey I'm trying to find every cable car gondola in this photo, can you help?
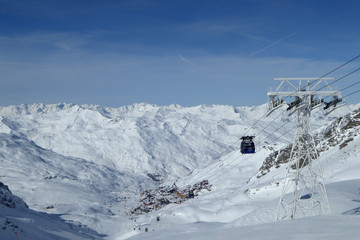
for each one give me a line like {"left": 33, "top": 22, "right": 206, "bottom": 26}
{"left": 240, "top": 136, "right": 255, "bottom": 154}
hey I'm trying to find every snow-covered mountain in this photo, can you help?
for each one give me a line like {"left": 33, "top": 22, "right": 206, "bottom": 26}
{"left": 0, "top": 102, "right": 360, "bottom": 239}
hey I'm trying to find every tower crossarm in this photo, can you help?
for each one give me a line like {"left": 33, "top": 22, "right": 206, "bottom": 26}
{"left": 271, "top": 78, "right": 335, "bottom": 92}
{"left": 267, "top": 91, "right": 341, "bottom": 97}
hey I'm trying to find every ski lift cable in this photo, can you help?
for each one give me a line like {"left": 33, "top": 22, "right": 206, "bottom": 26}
{"left": 223, "top": 55, "right": 360, "bottom": 156}
{"left": 195, "top": 114, "right": 296, "bottom": 184}
{"left": 188, "top": 142, "right": 239, "bottom": 184}
{"left": 343, "top": 88, "right": 360, "bottom": 99}
{"left": 190, "top": 66, "right": 360, "bottom": 184}
{"left": 333, "top": 79, "right": 360, "bottom": 100}
{"left": 208, "top": 90, "right": 342, "bottom": 182}
{"left": 209, "top": 67, "right": 360, "bottom": 183}
{"left": 206, "top": 112, "right": 300, "bottom": 182}
{"left": 252, "top": 78, "right": 360, "bottom": 158}
{"left": 268, "top": 54, "right": 360, "bottom": 103}
{"left": 194, "top": 104, "right": 344, "bottom": 186}
{"left": 213, "top": 138, "right": 243, "bottom": 161}
{"left": 189, "top": 55, "right": 360, "bottom": 184}
{"left": 203, "top": 78, "right": 360, "bottom": 184}
{"left": 206, "top": 97, "right": 335, "bottom": 183}
{"left": 187, "top": 137, "right": 243, "bottom": 183}
{"left": 190, "top": 111, "right": 272, "bottom": 182}
{"left": 256, "top": 66, "right": 360, "bottom": 138}
{"left": 306, "top": 54, "right": 360, "bottom": 89}
{"left": 191, "top": 146, "right": 242, "bottom": 183}
{"left": 262, "top": 55, "right": 360, "bottom": 118}
{"left": 257, "top": 78, "right": 360, "bottom": 145}
{"left": 206, "top": 120, "right": 297, "bottom": 183}
{"left": 313, "top": 67, "right": 360, "bottom": 93}
{"left": 206, "top": 87, "right": 360, "bottom": 184}
{"left": 192, "top": 72, "right": 355, "bottom": 183}
{"left": 235, "top": 56, "right": 360, "bottom": 146}
{"left": 340, "top": 79, "right": 360, "bottom": 92}
{"left": 254, "top": 57, "right": 360, "bottom": 139}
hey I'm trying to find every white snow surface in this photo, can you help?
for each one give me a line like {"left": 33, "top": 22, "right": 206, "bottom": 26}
{"left": 0, "top": 102, "right": 360, "bottom": 239}
{"left": 0, "top": 181, "right": 104, "bottom": 240}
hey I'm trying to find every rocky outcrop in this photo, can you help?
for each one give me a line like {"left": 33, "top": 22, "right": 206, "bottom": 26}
{"left": 255, "top": 108, "right": 360, "bottom": 179}
{"left": 0, "top": 182, "right": 28, "bottom": 209}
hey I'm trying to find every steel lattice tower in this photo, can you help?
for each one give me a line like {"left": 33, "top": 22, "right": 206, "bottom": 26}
{"left": 266, "top": 78, "right": 344, "bottom": 220}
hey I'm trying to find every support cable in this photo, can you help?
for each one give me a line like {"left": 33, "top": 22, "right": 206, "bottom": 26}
{"left": 200, "top": 71, "right": 360, "bottom": 184}
{"left": 206, "top": 86, "right": 360, "bottom": 185}
{"left": 188, "top": 55, "right": 360, "bottom": 184}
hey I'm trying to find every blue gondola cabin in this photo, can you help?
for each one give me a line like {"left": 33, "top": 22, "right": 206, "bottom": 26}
{"left": 241, "top": 136, "right": 255, "bottom": 154}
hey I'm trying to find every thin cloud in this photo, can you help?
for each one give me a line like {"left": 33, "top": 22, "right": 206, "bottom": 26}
{"left": 180, "top": 18, "right": 256, "bottom": 37}
{"left": 250, "top": 31, "right": 297, "bottom": 56}
{"left": 179, "top": 53, "right": 197, "bottom": 68}
{"left": 0, "top": 32, "right": 91, "bottom": 51}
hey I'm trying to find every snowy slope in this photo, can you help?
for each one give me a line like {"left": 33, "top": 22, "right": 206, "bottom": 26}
{"left": 128, "top": 214, "right": 360, "bottom": 240}
{"left": 127, "top": 178, "right": 360, "bottom": 240}
{"left": 0, "top": 102, "right": 359, "bottom": 239}
{"left": 125, "top": 104, "right": 360, "bottom": 240}
{"left": 0, "top": 131, "right": 157, "bottom": 237}
{"left": 0, "top": 181, "right": 104, "bottom": 239}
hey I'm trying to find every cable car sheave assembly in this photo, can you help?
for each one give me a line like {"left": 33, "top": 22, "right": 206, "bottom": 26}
{"left": 266, "top": 77, "right": 344, "bottom": 220}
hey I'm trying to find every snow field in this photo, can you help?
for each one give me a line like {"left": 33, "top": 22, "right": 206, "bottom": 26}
{"left": 0, "top": 102, "right": 360, "bottom": 239}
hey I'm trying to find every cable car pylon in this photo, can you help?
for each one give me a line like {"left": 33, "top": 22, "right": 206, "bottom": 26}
{"left": 266, "top": 77, "right": 343, "bottom": 220}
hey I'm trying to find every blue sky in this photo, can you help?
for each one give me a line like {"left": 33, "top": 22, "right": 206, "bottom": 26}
{"left": 1, "top": 0, "right": 360, "bottom": 107}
